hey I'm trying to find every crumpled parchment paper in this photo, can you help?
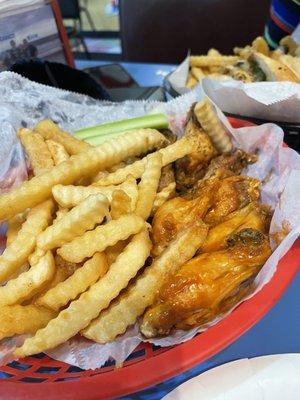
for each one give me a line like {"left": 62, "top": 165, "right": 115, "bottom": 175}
{"left": 165, "top": 58, "right": 300, "bottom": 123}
{"left": 0, "top": 71, "right": 299, "bottom": 369}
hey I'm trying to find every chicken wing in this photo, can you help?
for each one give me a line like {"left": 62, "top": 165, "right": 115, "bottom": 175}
{"left": 203, "top": 175, "right": 260, "bottom": 226}
{"left": 140, "top": 228, "right": 271, "bottom": 337}
{"left": 152, "top": 174, "right": 261, "bottom": 256}
{"left": 201, "top": 202, "right": 271, "bottom": 253}
{"left": 151, "top": 177, "right": 218, "bottom": 256}
{"left": 175, "top": 115, "right": 217, "bottom": 191}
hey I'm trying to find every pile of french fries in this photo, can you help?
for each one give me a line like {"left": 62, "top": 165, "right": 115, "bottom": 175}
{"left": 187, "top": 35, "right": 300, "bottom": 87}
{"left": 0, "top": 119, "right": 212, "bottom": 358}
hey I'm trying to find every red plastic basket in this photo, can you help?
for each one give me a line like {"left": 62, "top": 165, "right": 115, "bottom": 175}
{"left": 0, "top": 118, "right": 299, "bottom": 400}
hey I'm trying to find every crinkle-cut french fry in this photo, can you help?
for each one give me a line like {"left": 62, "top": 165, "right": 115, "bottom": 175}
{"left": 35, "top": 120, "right": 91, "bottom": 155}
{"left": 94, "top": 135, "right": 201, "bottom": 186}
{"left": 0, "top": 200, "right": 54, "bottom": 283}
{"left": 0, "top": 304, "right": 57, "bottom": 340}
{"left": 190, "top": 55, "right": 240, "bottom": 67}
{"left": 186, "top": 73, "right": 198, "bottom": 88}
{"left": 191, "top": 67, "right": 206, "bottom": 81}
{"left": 6, "top": 211, "right": 28, "bottom": 246}
{"left": 194, "top": 98, "right": 233, "bottom": 153}
{"left": 53, "top": 176, "right": 138, "bottom": 208}
{"left": 105, "top": 240, "right": 128, "bottom": 265}
{"left": 18, "top": 129, "right": 54, "bottom": 175}
{"left": 33, "top": 255, "right": 81, "bottom": 304}
{"left": 37, "top": 194, "right": 109, "bottom": 250}
{"left": 109, "top": 161, "right": 126, "bottom": 173}
{"left": 15, "top": 229, "right": 151, "bottom": 356}
{"left": 55, "top": 254, "right": 81, "bottom": 276}
{"left": 92, "top": 170, "right": 109, "bottom": 183}
{"left": 201, "top": 203, "right": 254, "bottom": 253}
{"left": 135, "top": 153, "right": 162, "bottom": 220}
{"left": 46, "top": 139, "right": 69, "bottom": 165}
{"left": 37, "top": 252, "right": 108, "bottom": 311}
{"left": 110, "top": 190, "right": 132, "bottom": 219}
{"left": 83, "top": 221, "right": 208, "bottom": 343}
{"left": 57, "top": 213, "right": 145, "bottom": 263}
{"left": 54, "top": 208, "right": 69, "bottom": 222}
{"left": 151, "top": 182, "right": 176, "bottom": 216}
{"left": 0, "top": 251, "right": 55, "bottom": 306}
{"left": 0, "top": 129, "right": 164, "bottom": 221}
{"left": 28, "top": 247, "right": 46, "bottom": 266}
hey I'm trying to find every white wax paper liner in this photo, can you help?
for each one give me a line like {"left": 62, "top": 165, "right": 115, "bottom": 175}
{"left": 0, "top": 71, "right": 299, "bottom": 369}
{"left": 165, "top": 57, "right": 300, "bottom": 123}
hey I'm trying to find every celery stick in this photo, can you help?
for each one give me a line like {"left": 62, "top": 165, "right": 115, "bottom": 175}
{"left": 74, "top": 114, "right": 168, "bottom": 140}
{"left": 85, "top": 131, "right": 131, "bottom": 146}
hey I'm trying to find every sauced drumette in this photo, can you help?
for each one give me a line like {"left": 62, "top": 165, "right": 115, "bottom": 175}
{"left": 141, "top": 228, "right": 271, "bottom": 338}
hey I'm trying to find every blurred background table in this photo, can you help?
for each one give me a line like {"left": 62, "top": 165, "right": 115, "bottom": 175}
{"left": 75, "top": 59, "right": 175, "bottom": 87}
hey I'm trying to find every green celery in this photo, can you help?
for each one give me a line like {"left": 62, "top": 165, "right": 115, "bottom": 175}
{"left": 74, "top": 114, "right": 168, "bottom": 140}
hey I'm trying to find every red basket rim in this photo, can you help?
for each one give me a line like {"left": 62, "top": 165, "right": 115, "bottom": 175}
{"left": 1, "top": 118, "right": 299, "bottom": 399}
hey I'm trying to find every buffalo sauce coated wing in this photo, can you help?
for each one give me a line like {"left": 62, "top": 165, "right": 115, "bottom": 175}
{"left": 151, "top": 174, "right": 261, "bottom": 256}
{"left": 151, "top": 177, "right": 218, "bottom": 256}
{"left": 140, "top": 228, "right": 271, "bottom": 338}
{"left": 203, "top": 175, "right": 260, "bottom": 226}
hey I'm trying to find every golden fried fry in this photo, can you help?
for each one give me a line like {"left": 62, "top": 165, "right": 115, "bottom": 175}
{"left": 105, "top": 240, "right": 129, "bottom": 265}
{"left": 54, "top": 208, "right": 69, "bottom": 222}
{"left": 83, "top": 221, "right": 208, "bottom": 343}
{"left": 37, "top": 252, "right": 108, "bottom": 311}
{"left": 95, "top": 135, "right": 202, "bottom": 186}
{"left": 278, "top": 54, "right": 300, "bottom": 81}
{"left": 201, "top": 203, "right": 254, "bottom": 252}
{"left": 0, "top": 251, "right": 55, "bottom": 306}
{"left": 31, "top": 256, "right": 79, "bottom": 305}
{"left": 191, "top": 66, "right": 206, "bottom": 81}
{"left": 35, "top": 120, "right": 91, "bottom": 155}
{"left": 233, "top": 45, "right": 251, "bottom": 58}
{"left": 15, "top": 229, "right": 151, "bottom": 356}
{"left": 0, "top": 130, "right": 164, "bottom": 221}
{"left": 28, "top": 247, "right": 46, "bottom": 266}
{"left": 53, "top": 176, "right": 138, "bottom": 208}
{"left": 151, "top": 182, "right": 176, "bottom": 216}
{"left": 46, "top": 139, "right": 69, "bottom": 164}
{"left": 135, "top": 153, "right": 162, "bottom": 220}
{"left": 6, "top": 212, "right": 27, "bottom": 246}
{"left": 37, "top": 194, "right": 109, "bottom": 250}
{"left": 279, "top": 35, "right": 298, "bottom": 56}
{"left": 186, "top": 73, "right": 198, "bottom": 88}
{"left": 194, "top": 98, "right": 232, "bottom": 153}
{"left": 109, "top": 161, "right": 126, "bottom": 173}
{"left": 0, "top": 304, "right": 56, "bottom": 340}
{"left": 0, "top": 200, "right": 54, "bottom": 283}
{"left": 18, "top": 129, "right": 54, "bottom": 175}
{"left": 219, "top": 65, "right": 254, "bottom": 83}
{"left": 57, "top": 214, "right": 145, "bottom": 263}
{"left": 190, "top": 55, "right": 240, "bottom": 67}
{"left": 110, "top": 190, "right": 132, "bottom": 219}
{"left": 252, "top": 36, "right": 269, "bottom": 56}
{"left": 207, "top": 48, "right": 221, "bottom": 56}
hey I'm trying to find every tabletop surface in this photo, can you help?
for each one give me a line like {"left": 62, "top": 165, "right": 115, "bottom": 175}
{"left": 75, "top": 59, "right": 176, "bottom": 87}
